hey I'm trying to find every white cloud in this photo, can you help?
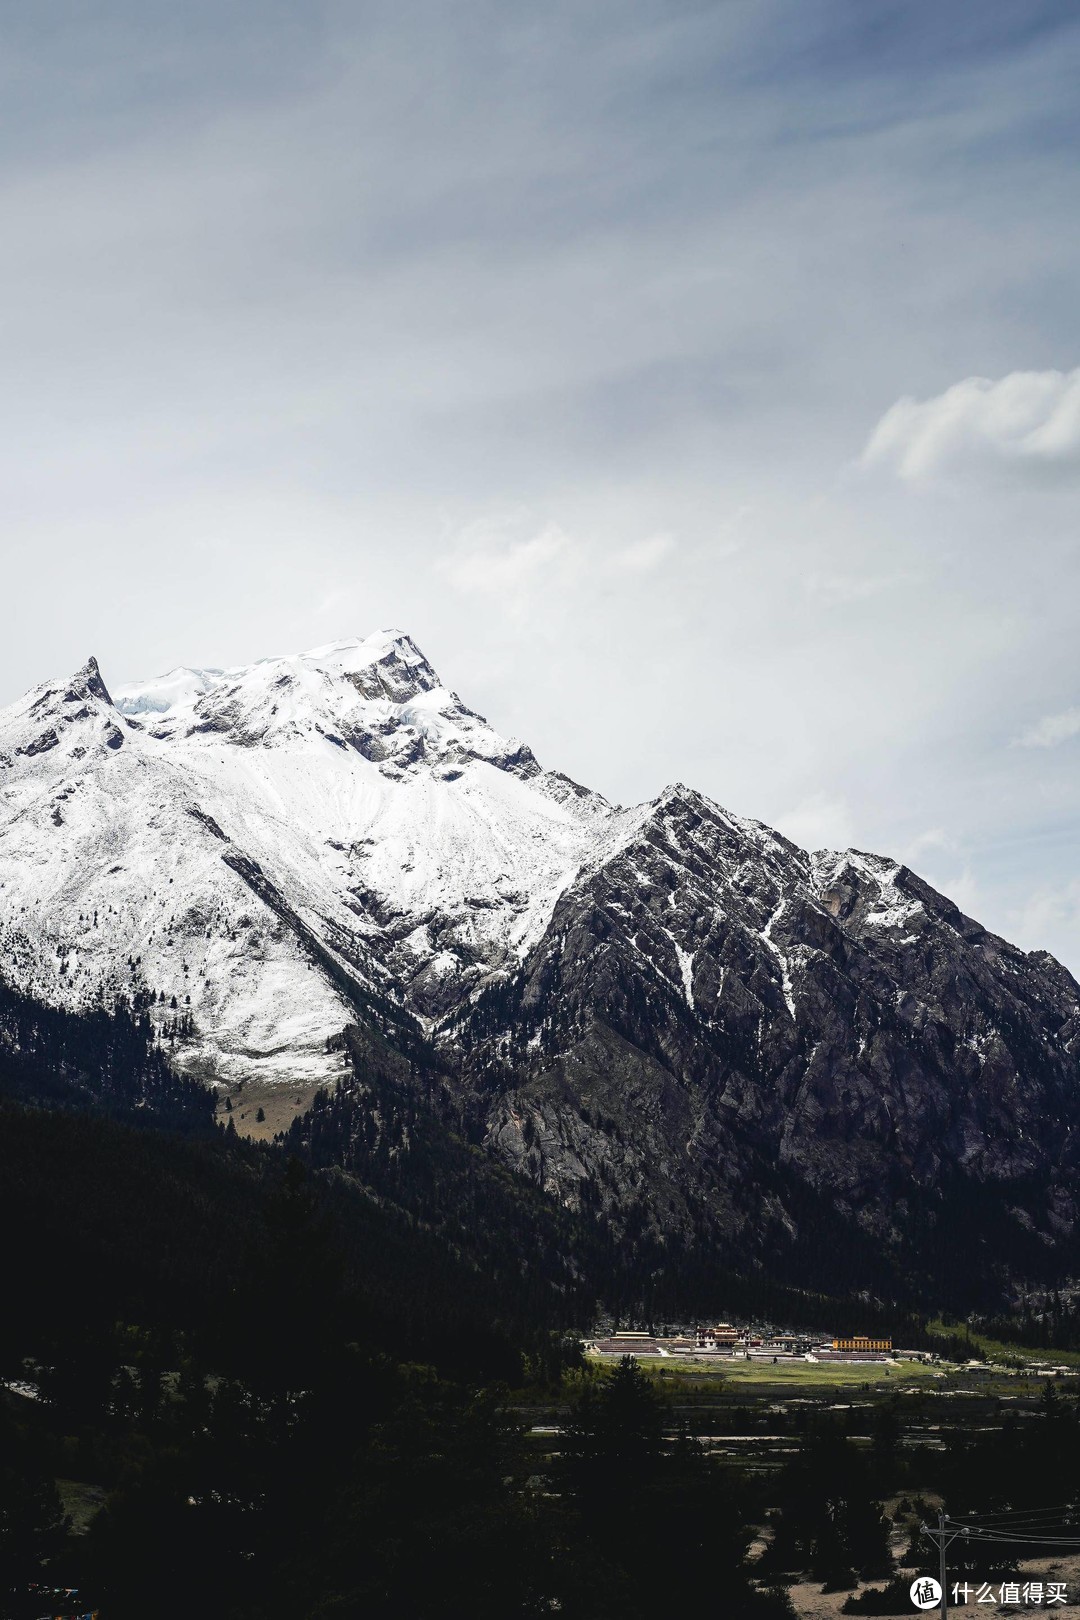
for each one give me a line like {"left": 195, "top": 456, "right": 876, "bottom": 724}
{"left": 436, "top": 515, "right": 679, "bottom": 616}
{"left": 1009, "top": 880, "right": 1080, "bottom": 968}
{"left": 436, "top": 518, "right": 581, "bottom": 610}
{"left": 901, "top": 826, "right": 955, "bottom": 862}
{"left": 1016, "top": 706, "right": 1080, "bottom": 748}
{"left": 897, "top": 829, "right": 982, "bottom": 918}
{"left": 935, "top": 864, "right": 983, "bottom": 920}
{"left": 861, "top": 367, "right": 1080, "bottom": 483}
{"left": 2, "top": 2, "right": 1080, "bottom": 977}
{"left": 804, "top": 571, "right": 910, "bottom": 604}
{"left": 612, "top": 532, "right": 676, "bottom": 574}
{"left": 772, "top": 791, "right": 856, "bottom": 853}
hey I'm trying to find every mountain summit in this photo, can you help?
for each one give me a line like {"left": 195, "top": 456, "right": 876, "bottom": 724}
{"left": 0, "top": 632, "right": 613, "bottom": 1089}
{"left": 3, "top": 631, "right": 1079, "bottom": 1299}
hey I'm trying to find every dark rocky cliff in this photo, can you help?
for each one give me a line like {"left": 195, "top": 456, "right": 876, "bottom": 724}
{"left": 442, "top": 786, "right": 1080, "bottom": 1306}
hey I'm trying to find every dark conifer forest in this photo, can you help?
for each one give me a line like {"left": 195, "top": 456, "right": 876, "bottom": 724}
{"left": 3, "top": 985, "right": 1080, "bottom": 1617}
{"left": 0, "top": 989, "right": 798, "bottom": 1616}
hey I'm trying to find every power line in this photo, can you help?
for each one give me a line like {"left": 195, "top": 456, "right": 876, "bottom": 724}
{"left": 955, "top": 1531, "right": 1080, "bottom": 1547}
{"left": 954, "top": 1503, "right": 1076, "bottom": 1521}
{"left": 961, "top": 1527, "right": 1080, "bottom": 1540}
{"left": 920, "top": 1508, "right": 1080, "bottom": 1617}
{"left": 947, "top": 1510, "right": 1080, "bottom": 1529}
{"left": 943, "top": 1516, "right": 1080, "bottom": 1548}
{"left": 954, "top": 1516, "right": 1080, "bottom": 1532}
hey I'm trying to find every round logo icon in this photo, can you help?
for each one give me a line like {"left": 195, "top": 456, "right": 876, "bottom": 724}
{"left": 910, "top": 1576, "right": 942, "bottom": 1610}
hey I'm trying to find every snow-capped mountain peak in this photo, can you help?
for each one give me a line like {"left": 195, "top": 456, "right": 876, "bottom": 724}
{"left": 301, "top": 629, "right": 441, "bottom": 698}
{"left": 3, "top": 623, "right": 1080, "bottom": 1256}
{"left": 69, "top": 654, "right": 114, "bottom": 707}
{"left": 0, "top": 653, "right": 126, "bottom": 771}
{"left": 0, "top": 633, "right": 617, "bottom": 1094}
{"left": 113, "top": 630, "right": 495, "bottom": 769}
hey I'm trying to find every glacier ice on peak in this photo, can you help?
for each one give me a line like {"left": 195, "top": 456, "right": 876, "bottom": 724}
{"left": 113, "top": 666, "right": 224, "bottom": 717}
{"left": 112, "top": 629, "right": 437, "bottom": 722}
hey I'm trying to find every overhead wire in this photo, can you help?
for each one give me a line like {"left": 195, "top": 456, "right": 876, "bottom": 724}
{"left": 950, "top": 1504, "right": 1077, "bottom": 1521}
{"left": 924, "top": 1508, "right": 1080, "bottom": 1551}
{"left": 945, "top": 1525, "right": 1080, "bottom": 1547}
{"left": 952, "top": 1519, "right": 1080, "bottom": 1534}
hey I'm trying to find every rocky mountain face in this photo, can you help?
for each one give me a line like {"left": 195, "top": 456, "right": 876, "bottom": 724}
{"left": 461, "top": 787, "right": 1080, "bottom": 1296}
{"left": 2, "top": 632, "right": 1079, "bottom": 1306}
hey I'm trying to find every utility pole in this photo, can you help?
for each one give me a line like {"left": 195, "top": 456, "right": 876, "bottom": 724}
{"left": 920, "top": 1509, "right": 964, "bottom": 1619}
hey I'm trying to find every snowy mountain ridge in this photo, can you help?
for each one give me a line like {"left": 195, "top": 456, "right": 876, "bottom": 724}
{"left": 0, "top": 631, "right": 630, "bottom": 1091}
{"left": 5, "top": 628, "right": 1080, "bottom": 1293}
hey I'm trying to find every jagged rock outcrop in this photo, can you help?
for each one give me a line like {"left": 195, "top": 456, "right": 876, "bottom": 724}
{"left": 454, "top": 786, "right": 1080, "bottom": 1286}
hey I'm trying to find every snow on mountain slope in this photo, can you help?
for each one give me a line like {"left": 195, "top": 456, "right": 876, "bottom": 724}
{"left": 113, "top": 631, "right": 617, "bottom": 1015}
{"left": 0, "top": 633, "right": 617, "bottom": 1087}
{"left": 4, "top": 617, "right": 1080, "bottom": 1285}
{"left": 0, "top": 658, "right": 358, "bottom": 1088}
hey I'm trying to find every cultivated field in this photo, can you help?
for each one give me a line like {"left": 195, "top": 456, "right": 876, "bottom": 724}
{"left": 621, "top": 1355, "right": 942, "bottom": 1392}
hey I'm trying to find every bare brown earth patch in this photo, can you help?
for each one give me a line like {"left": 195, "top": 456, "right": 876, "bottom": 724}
{"left": 216, "top": 1076, "right": 329, "bottom": 1141}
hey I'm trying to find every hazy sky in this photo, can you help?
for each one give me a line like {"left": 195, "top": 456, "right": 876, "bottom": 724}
{"left": 2, "top": 1, "right": 1080, "bottom": 967}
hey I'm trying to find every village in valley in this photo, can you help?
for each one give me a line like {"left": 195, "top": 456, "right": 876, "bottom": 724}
{"left": 588, "top": 1324, "right": 902, "bottom": 1365}
{"left": 564, "top": 1323, "right": 1080, "bottom": 1617}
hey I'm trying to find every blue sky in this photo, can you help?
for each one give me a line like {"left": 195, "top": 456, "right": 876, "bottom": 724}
{"left": 2, "top": 1, "right": 1079, "bottom": 965}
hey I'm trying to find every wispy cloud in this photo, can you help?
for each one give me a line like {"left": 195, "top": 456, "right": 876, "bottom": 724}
{"left": 772, "top": 791, "right": 856, "bottom": 853}
{"left": 436, "top": 512, "right": 678, "bottom": 615}
{"left": 438, "top": 519, "right": 579, "bottom": 601}
{"left": 1, "top": 0, "right": 1079, "bottom": 970}
{"left": 612, "top": 532, "right": 676, "bottom": 574}
{"left": 1009, "top": 879, "right": 1080, "bottom": 967}
{"left": 804, "top": 571, "right": 911, "bottom": 604}
{"left": 902, "top": 826, "right": 956, "bottom": 862}
{"left": 899, "top": 829, "right": 982, "bottom": 918}
{"left": 1016, "top": 706, "right": 1080, "bottom": 748}
{"left": 861, "top": 368, "right": 1080, "bottom": 484}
